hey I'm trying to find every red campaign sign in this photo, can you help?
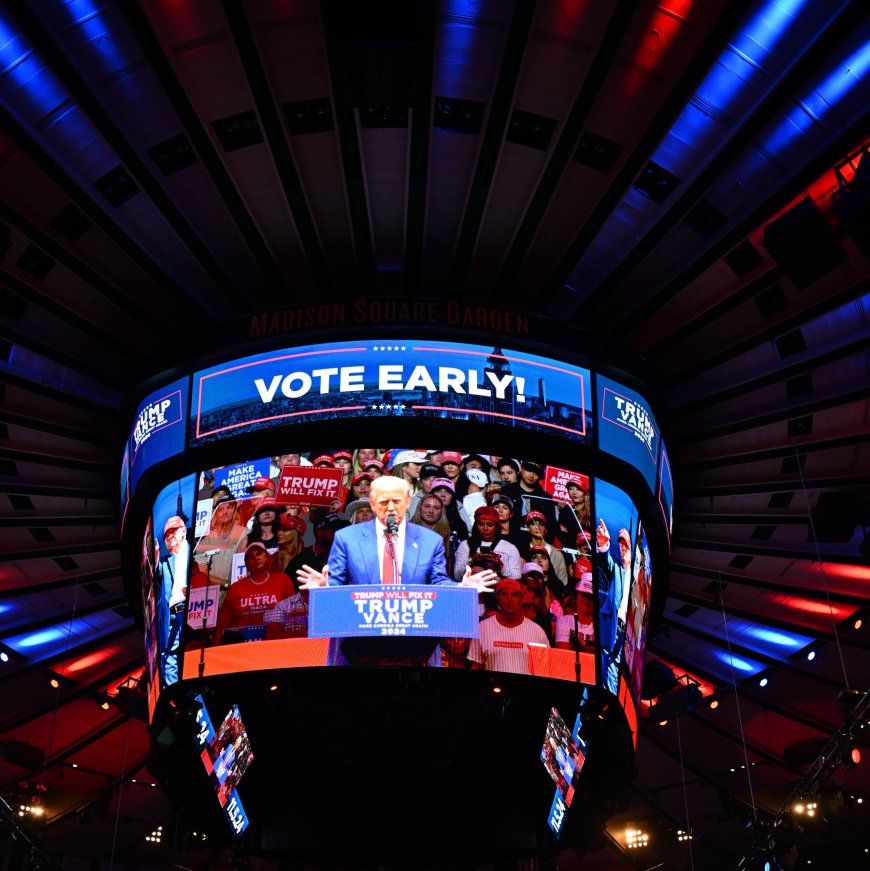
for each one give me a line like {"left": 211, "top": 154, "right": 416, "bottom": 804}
{"left": 275, "top": 465, "right": 344, "bottom": 506}
{"left": 542, "top": 466, "right": 589, "bottom": 503}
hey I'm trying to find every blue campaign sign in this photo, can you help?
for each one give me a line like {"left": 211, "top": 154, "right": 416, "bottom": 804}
{"left": 191, "top": 339, "right": 590, "bottom": 445}
{"left": 597, "top": 374, "right": 659, "bottom": 492}
{"left": 129, "top": 377, "right": 188, "bottom": 496}
{"left": 548, "top": 791, "right": 568, "bottom": 837}
{"left": 224, "top": 792, "right": 249, "bottom": 837}
{"left": 308, "top": 584, "right": 480, "bottom": 639}
{"left": 214, "top": 458, "right": 271, "bottom": 498}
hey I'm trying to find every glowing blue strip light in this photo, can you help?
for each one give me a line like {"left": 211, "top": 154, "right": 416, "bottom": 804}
{"left": 13, "top": 627, "right": 68, "bottom": 649}
{"left": 655, "top": 0, "right": 814, "bottom": 172}
{"left": 743, "top": 626, "right": 805, "bottom": 648}
{"left": 760, "top": 36, "right": 870, "bottom": 156}
{"left": 436, "top": 0, "right": 483, "bottom": 94}
{"left": 5, "top": 613, "right": 133, "bottom": 660}
{"left": 568, "top": 0, "right": 838, "bottom": 294}
{"left": 43, "top": 0, "right": 125, "bottom": 82}
{"left": 713, "top": 650, "right": 764, "bottom": 674}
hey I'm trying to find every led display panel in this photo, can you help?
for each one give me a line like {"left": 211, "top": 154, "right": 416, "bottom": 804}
{"left": 597, "top": 375, "right": 659, "bottom": 493}
{"left": 191, "top": 340, "right": 591, "bottom": 446}
{"left": 151, "top": 474, "right": 197, "bottom": 691}
{"left": 624, "top": 523, "right": 653, "bottom": 713}
{"left": 140, "top": 517, "right": 160, "bottom": 721}
{"left": 658, "top": 445, "right": 674, "bottom": 550}
{"left": 193, "top": 695, "right": 249, "bottom": 837}
{"left": 544, "top": 706, "right": 588, "bottom": 837}
{"left": 593, "top": 479, "right": 639, "bottom": 697}
{"left": 148, "top": 447, "right": 598, "bottom": 684}
{"left": 128, "top": 377, "right": 188, "bottom": 495}
{"left": 120, "top": 445, "right": 130, "bottom": 531}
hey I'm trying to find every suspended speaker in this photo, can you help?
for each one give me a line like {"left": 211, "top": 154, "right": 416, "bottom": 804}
{"left": 763, "top": 197, "right": 846, "bottom": 288}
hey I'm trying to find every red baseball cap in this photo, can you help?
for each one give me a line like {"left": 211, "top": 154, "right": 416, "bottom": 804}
{"left": 279, "top": 514, "right": 307, "bottom": 535}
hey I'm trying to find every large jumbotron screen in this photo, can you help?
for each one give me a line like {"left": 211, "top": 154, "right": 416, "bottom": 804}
{"left": 127, "top": 336, "right": 665, "bottom": 740}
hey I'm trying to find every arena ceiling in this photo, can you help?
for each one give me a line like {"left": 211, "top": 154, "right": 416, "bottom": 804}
{"left": 0, "top": 1, "right": 868, "bottom": 868}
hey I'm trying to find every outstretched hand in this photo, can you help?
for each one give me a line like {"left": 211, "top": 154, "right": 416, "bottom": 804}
{"left": 459, "top": 566, "right": 499, "bottom": 592}
{"left": 297, "top": 563, "right": 329, "bottom": 590}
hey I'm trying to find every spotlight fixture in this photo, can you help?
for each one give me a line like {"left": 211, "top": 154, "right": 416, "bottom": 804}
{"left": 759, "top": 677, "right": 769, "bottom": 687}
{"left": 648, "top": 674, "right": 703, "bottom": 721}
{"left": 840, "top": 735, "right": 861, "bottom": 769}
{"left": 625, "top": 827, "right": 650, "bottom": 849}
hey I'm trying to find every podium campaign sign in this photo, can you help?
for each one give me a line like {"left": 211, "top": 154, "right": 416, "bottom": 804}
{"left": 308, "top": 584, "right": 479, "bottom": 638}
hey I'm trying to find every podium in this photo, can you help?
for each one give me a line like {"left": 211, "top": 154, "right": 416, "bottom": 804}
{"left": 308, "top": 584, "right": 479, "bottom": 667}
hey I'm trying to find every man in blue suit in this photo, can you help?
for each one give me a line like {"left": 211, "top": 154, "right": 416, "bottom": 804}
{"left": 297, "top": 476, "right": 498, "bottom": 590}
{"left": 297, "top": 476, "right": 497, "bottom": 665}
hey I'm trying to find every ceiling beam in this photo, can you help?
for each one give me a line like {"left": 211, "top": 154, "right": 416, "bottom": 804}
{"left": 674, "top": 538, "right": 865, "bottom": 566}
{"left": 679, "top": 474, "right": 870, "bottom": 498}
{"left": 0, "top": 409, "right": 113, "bottom": 446}
{"left": 594, "top": 3, "right": 865, "bottom": 323}
{"left": 0, "top": 656, "right": 144, "bottom": 734}
{"left": 401, "top": 0, "right": 436, "bottom": 294}
{"left": 0, "top": 597, "right": 129, "bottom": 644}
{"left": 0, "top": 712, "right": 130, "bottom": 790}
{"left": 647, "top": 643, "right": 853, "bottom": 740}
{"left": 0, "top": 567, "right": 121, "bottom": 600}
{"left": 666, "top": 588, "right": 867, "bottom": 652}
{"left": 121, "top": 1, "right": 297, "bottom": 306}
{"left": 0, "top": 540, "right": 120, "bottom": 563}
{"left": 669, "top": 562, "right": 868, "bottom": 608}
{"left": 221, "top": 1, "right": 330, "bottom": 300}
{"left": 679, "top": 431, "right": 869, "bottom": 469}
{"left": 0, "top": 201, "right": 165, "bottom": 334}
{"left": 0, "top": 625, "right": 136, "bottom": 686}
{"left": 0, "top": 106, "right": 208, "bottom": 321}
{"left": 658, "top": 616, "right": 847, "bottom": 690}
{"left": 492, "top": 0, "right": 641, "bottom": 302}
{"left": 9, "top": 2, "right": 248, "bottom": 316}
{"left": 539, "top": 0, "right": 756, "bottom": 307}
{"left": 446, "top": 0, "right": 536, "bottom": 293}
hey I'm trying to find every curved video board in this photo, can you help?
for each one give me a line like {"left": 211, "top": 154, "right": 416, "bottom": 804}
{"left": 123, "top": 336, "right": 668, "bottom": 514}
{"left": 125, "top": 334, "right": 668, "bottom": 759}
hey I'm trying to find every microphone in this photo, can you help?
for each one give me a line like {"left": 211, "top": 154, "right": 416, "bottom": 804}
{"left": 385, "top": 513, "right": 399, "bottom": 538}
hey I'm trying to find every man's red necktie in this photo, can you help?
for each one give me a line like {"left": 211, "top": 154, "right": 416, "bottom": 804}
{"left": 382, "top": 535, "right": 398, "bottom": 584}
